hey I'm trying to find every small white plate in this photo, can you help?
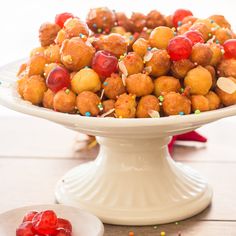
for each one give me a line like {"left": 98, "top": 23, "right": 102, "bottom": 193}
{"left": 0, "top": 204, "right": 104, "bottom": 236}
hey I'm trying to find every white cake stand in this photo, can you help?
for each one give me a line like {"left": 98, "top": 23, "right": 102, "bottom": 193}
{"left": 1, "top": 61, "right": 236, "bottom": 225}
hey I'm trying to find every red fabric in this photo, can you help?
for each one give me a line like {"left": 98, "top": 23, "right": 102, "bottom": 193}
{"left": 168, "top": 131, "right": 207, "bottom": 155}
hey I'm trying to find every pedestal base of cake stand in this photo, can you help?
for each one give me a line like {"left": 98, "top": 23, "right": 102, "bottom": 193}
{"left": 55, "top": 136, "right": 212, "bottom": 225}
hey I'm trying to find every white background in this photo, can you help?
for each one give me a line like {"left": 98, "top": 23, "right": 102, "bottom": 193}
{"left": 0, "top": 0, "right": 235, "bottom": 116}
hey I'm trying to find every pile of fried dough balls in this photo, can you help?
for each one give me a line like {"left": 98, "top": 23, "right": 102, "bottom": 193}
{"left": 17, "top": 8, "right": 236, "bottom": 118}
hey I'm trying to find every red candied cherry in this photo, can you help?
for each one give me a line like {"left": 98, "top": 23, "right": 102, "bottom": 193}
{"left": 56, "top": 228, "right": 72, "bottom": 236}
{"left": 22, "top": 211, "right": 38, "bottom": 223}
{"left": 55, "top": 12, "right": 74, "bottom": 28}
{"left": 172, "top": 9, "right": 193, "bottom": 28}
{"left": 167, "top": 36, "right": 192, "bottom": 61}
{"left": 92, "top": 50, "right": 118, "bottom": 79}
{"left": 46, "top": 66, "right": 71, "bottom": 93}
{"left": 57, "top": 218, "right": 72, "bottom": 233}
{"left": 32, "top": 210, "right": 58, "bottom": 235}
{"left": 16, "top": 221, "right": 34, "bottom": 236}
{"left": 223, "top": 39, "right": 236, "bottom": 59}
{"left": 184, "top": 30, "right": 204, "bottom": 45}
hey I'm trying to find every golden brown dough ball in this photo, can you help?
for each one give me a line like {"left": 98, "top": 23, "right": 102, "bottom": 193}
{"left": 53, "top": 89, "right": 76, "bottom": 113}
{"left": 76, "top": 91, "right": 101, "bottom": 116}
{"left": 126, "top": 73, "right": 154, "bottom": 96}
{"left": 132, "top": 38, "right": 149, "bottom": 57}
{"left": 71, "top": 68, "right": 101, "bottom": 94}
{"left": 162, "top": 92, "right": 191, "bottom": 115}
{"left": 171, "top": 59, "right": 195, "bottom": 79}
{"left": 208, "top": 43, "right": 223, "bottom": 66}
{"left": 27, "top": 54, "right": 47, "bottom": 76}
{"left": 43, "top": 89, "right": 55, "bottom": 109}
{"left": 122, "top": 52, "right": 144, "bottom": 75}
{"left": 191, "top": 95, "right": 209, "bottom": 112}
{"left": 44, "top": 44, "right": 60, "bottom": 63}
{"left": 182, "top": 16, "right": 197, "bottom": 25}
{"left": 102, "top": 99, "right": 115, "bottom": 117}
{"left": 194, "top": 18, "right": 217, "bottom": 32}
{"left": 208, "top": 15, "right": 231, "bottom": 29}
{"left": 136, "top": 95, "right": 160, "bottom": 118}
{"left": 111, "top": 26, "right": 126, "bottom": 35}
{"left": 165, "top": 15, "right": 173, "bottom": 28}
{"left": 115, "top": 93, "right": 137, "bottom": 118}
{"left": 103, "top": 73, "right": 126, "bottom": 99}
{"left": 214, "top": 27, "right": 233, "bottom": 44}
{"left": 98, "top": 33, "right": 127, "bottom": 57}
{"left": 55, "top": 29, "right": 67, "bottom": 46}
{"left": 218, "top": 59, "right": 236, "bottom": 78}
{"left": 190, "top": 43, "right": 213, "bottom": 66}
{"left": 184, "top": 66, "right": 212, "bottom": 95}
{"left": 44, "top": 63, "right": 59, "bottom": 78}
{"left": 130, "top": 12, "right": 146, "bottom": 32}
{"left": 205, "top": 91, "right": 221, "bottom": 110}
{"left": 146, "top": 10, "right": 166, "bottom": 29}
{"left": 39, "top": 22, "right": 60, "bottom": 47}
{"left": 215, "top": 77, "right": 236, "bottom": 106}
{"left": 86, "top": 7, "right": 116, "bottom": 33}
{"left": 177, "top": 23, "right": 192, "bottom": 35}
{"left": 64, "top": 18, "right": 89, "bottom": 38}
{"left": 205, "top": 65, "right": 216, "bottom": 89}
{"left": 190, "top": 23, "right": 211, "bottom": 41}
{"left": 145, "top": 49, "right": 171, "bottom": 77}
{"left": 149, "top": 26, "right": 174, "bottom": 49}
{"left": 61, "top": 37, "right": 95, "bottom": 71}
{"left": 154, "top": 76, "right": 181, "bottom": 97}
{"left": 115, "top": 12, "right": 132, "bottom": 32}
{"left": 30, "top": 47, "right": 45, "bottom": 57}
{"left": 17, "top": 74, "right": 28, "bottom": 97}
{"left": 22, "top": 75, "right": 47, "bottom": 105}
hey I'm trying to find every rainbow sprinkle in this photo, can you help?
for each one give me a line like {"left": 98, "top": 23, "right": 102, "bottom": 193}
{"left": 85, "top": 111, "right": 91, "bottom": 117}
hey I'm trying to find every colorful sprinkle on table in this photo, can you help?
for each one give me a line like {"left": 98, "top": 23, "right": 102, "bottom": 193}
{"left": 160, "top": 231, "right": 166, "bottom": 236}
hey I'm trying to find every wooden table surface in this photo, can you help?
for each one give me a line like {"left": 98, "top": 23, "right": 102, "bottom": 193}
{"left": 0, "top": 114, "right": 236, "bottom": 235}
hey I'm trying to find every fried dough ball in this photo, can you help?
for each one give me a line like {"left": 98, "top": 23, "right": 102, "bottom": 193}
{"left": 205, "top": 65, "right": 216, "bottom": 89}
{"left": 149, "top": 26, "right": 174, "bottom": 49}
{"left": 190, "top": 43, "right": 213, "bottom": 66}
{"left": 55, "top": 29, "right": 67, "bottom": 46}
{"left": 191, "top": 95, "right": 209, "bottom": 112}
{"left": 132, "top": 38, "right": 149, "bottom": 57}
{"left": 102, "top": 99, "right": 115, "bottom": 117}
{"left": 115, "top": 12, "right": 132, "bottom": 31}
{"left": 190, "top": 23, "right": 211, "bottom": 41}
{"left": 209, "top": 43, "right": 223, "bottom": 66}
{"left": 182, "top": 16, "right": 197, "bottom": 25}
{"left": 218, "top": 59, "right": 236, "bottom": 78}
{"left": 111, "top": 26, "right": 126, "bottom": 35}
{"left": 44, "top": 44, "right": 60, "bottom": 63}
{"left": 162, "top": 92, "right": 191, "bottom": 115}
{"left": 215, "top": 77, "right": 236, "bottom": 106}
{"left": 208, "top": 15, "right": 231, "bottom": 29}
{"left": 30, "top": 47, "right": 45, "bottom": 57}
{"left": 177, "top": 23, "right": 192, "bottom": 35}
{"left": 17, "top": 74, "right": 28, "bottom": 97}
{"left": 130, "top": 12, "right": 146, "bottom": 32}
{"left": 39, "top": 22, "right": 60, "bottom": 47}
{"left": 195, "top": 18, "right": 217, "bottom": 32}
{"left": 103, "top": 73, "right": 126, "bottom": 99}
{"left": 214, "top": 27, "right": 233, "bottom": 44}
{"left": 71, "top": 68, "right": 101, "bottom": 94}
{"left": 115, "top": 93, "right": 137, "bottom": 118}
{"left": 146, "top": 10, "right": 166, "bottom": 29}
{"left": 154, "top": 76, "right": 181, "bottom": 97}
{"left": 146, "top": 49, "right": 171, "bottom": 77}
{"left": 126, "top": 73, "right": 154, "bottom": 96}
{"left": 165, "top": 15, "right": 173, "bottom": 28}
{"left": 205, "top": 91, "right": 221, "bottom": 110}
{"left": 44, "top": 63, "right": 58, "bottom": 78}
{"left": 86, "top": 7, "right": 116, "bottom": 33}
{"left": 43, "top": 89, "right": 55, "bottom": 109}
{"left": 61, "top": 37, "right": 95, "bottom": 71}
{"left": 64, "top": 18, "right": 89, "bottom": 38}
{"left": 27, "top": 54, "right": 47, "bottom": 76}
{"left": 184, "top": 66, "right": 212, "bottom": 95}
{"left": 136, "top": 95, "right": 160, "bottom": 118}
{"left": 76, "top": 91, "right": 101, "bottom": 116}
{"left": 22, "top": 75, "right": 47, "bottom": 105}
{"left": 53, "top": 89, "right": 76, "bottom": 113}
{"left": 171, "top": 59, "right": 195, "bottom": 79}
{"left": 98, "top": 33, "right": 127, "bottom": 57}
{"left": 122, "top": 52, "right": 144, "bottom": 75}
